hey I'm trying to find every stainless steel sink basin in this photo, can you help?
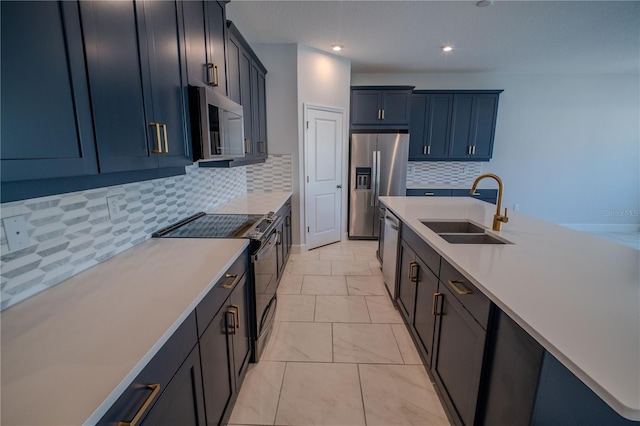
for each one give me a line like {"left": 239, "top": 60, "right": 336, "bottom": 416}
{"left": 421, "top": 220, "right": 486, "bottom": 234}
{"left": 439, "top": 233, "right": 511, "bottom": 245}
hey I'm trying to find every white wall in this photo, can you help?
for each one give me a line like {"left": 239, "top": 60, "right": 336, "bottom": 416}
{"left": 297, "top": 45, "right": 352, "bottom": 247}
{"left": 353, "top": 73, "right": 640, "bottom": 227}
{"left": 253, "top": 43, "right": 351, "bottom": 249}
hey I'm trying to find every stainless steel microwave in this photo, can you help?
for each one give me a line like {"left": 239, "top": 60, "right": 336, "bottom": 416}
{"left": 188, "top": 85, "right": 245, "bottom": 160}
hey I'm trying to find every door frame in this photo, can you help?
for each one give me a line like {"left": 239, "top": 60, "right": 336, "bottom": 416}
{"left": 302, "top": 103, "right": 347, "bottom": 251}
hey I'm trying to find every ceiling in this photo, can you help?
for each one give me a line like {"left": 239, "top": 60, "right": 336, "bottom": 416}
{"left": 226, "top": 1, "right": 640, "bottom": 74}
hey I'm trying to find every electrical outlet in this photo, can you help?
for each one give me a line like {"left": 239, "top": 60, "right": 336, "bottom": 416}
{"left": 409, "top": 165, "right": 415, "bottom": 174}
{"left": 513, "top": 203, "right": 520, "bottom": 211}
{"left": 3, "top": 215, "right": 31, "bottom": 252}
{"left": 463, "top": 165, "right": 470, "bottom": 174}
{"left": 106, "top": 196, "right": 125, "bottom": 222}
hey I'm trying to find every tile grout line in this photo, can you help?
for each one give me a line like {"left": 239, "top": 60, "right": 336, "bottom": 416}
{"left": 389, "top": 323, "right": 408, "bottom": 365}
{"left": 356, "top": 363, "right": 369, "bottom": 426}
{"left": 271, "top": 361, "right": 288, "bottom": 426}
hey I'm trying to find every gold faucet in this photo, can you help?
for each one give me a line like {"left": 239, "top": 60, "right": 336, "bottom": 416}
{"left": 470, "top": 173, "right": 509, "bottom": 231}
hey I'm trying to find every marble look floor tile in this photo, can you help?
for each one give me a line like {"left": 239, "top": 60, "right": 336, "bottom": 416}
{"left": 262, "top": 322, "right": 332, "bottom": 362}
{"left": 288, "top": 260, "right": 332, "bottom": 275}
{"left": 275, "top": 295, "right": 315, "bottom": 322}
{"left": 354, "top": 250, "right": 381, "bottom": 262}
{"left": 366, "top": 296, "right": 403, "bottom": 323}
{"left": 314, "top": 295, "right": 371, "bottom": 323}
{"left": 228, "top": 361, "right": 286, "bottom": 425}
{"left": 277, "top": 274, "right": 303, "bottom": 295}
{"left": 301, "top": 275, "right": 348, "bottom": 295}
{"left": 391, "top": 324, "right": 423, "bottom": 364}
{"left": 275, "top": 362, "right": 366, "bottom": 426}
{"left": 331, "top": 260, "right": 373, "bottom": 276}
{"left": 359, "top": 364, "right": 450, "bottom": 426}
{"left": 318, "top": 247, "right": 355, "bottom": 261}
{"left": 333, "top": 323, "right": 404, "bottom": 364}
{"left": 340, "top": 239, "right": 378, "bottom": 250}
{"left": 369, "top": 260, "right": 383, "bottom": 276}
{"left": 289, "top": 250, "right": 320, "bottom": 261}
{"left": 346, "top": 275, "right": 387, "bottom": 296}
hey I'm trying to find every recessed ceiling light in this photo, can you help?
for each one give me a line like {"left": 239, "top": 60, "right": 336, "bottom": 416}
{"left": 331, "top": 45, "right": 343, "bottom": 52}
{"left": 476, "top": 0, "right": 493, "bottom": 7}
{"left": 442, "top": 45, "right": 453, "bottom": 52}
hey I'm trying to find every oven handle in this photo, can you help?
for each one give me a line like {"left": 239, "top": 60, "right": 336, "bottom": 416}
{"left": 252, "top": 231, "right": 278, "bottom": 262}
{"left": 259, "top": 296, "right": 278, "bottom": 332}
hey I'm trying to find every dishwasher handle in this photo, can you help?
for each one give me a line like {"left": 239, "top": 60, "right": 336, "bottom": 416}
{"left": 385, "top": 214, "right": 399, "bottom": 230}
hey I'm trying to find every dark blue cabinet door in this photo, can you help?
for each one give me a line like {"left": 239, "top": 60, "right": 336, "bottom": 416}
{"left": 409, "top": 94, "right": 428, "bottom": 160}
{"left": 471, "top": 94, "right": 499, "bottom": 160}
{"left": 81, "top": 1, "right": 157, "bottom": 173}
{"left": 427, "top": 94, "right": 453, "bottom": 159}
{"left": 351, "top": 90, "right": 381, "bottom": 125}
{"left": 381, "top": 91, "right": 411, "bottom": 125}
{"left": 184, "top": 0, "right": 226, "bottom": 93}
{"left": 255, "top": 67, "right": 268, "bottom": 157}
{"left": 227, "top": 36, "right": 242, "bottom": 104}
{"left": 1, "top": 1, "right": 98, "bottom": 182}
{"left": 143, "top": 0, "right": 191, "bottom": 168}
{"left": 240, "top": 51, "right": 253, "bottom": 152}
{"left": 450, "top": 94, "right": 475, "bottom": 160}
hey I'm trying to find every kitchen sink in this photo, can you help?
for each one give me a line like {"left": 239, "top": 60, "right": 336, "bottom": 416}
{"left": 421, "top": 220, "right": 486, "bottom": 234}
{"left": 439, "top": 233, "right": 511, "bottom": 245}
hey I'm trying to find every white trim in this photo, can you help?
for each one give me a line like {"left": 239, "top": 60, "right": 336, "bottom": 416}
{"left": 559, "top": 223, "right": 640, "bottom": 233}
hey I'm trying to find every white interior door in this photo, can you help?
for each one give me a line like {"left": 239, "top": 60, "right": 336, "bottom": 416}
{"left": 305, "top": 106, "right": 343, "bottom": 250}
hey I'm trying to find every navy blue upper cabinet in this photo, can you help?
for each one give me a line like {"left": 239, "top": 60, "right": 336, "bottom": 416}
{"left": 350, "top": 86, "right": 414, "bottom": 129}
{"left": 1, "top": 1, "right": 98, "bottom": 182}
{"left": 450, "top": 92, "right": 500, "bottom": 161}
{"left": 409, "top": 93, "right": 453, "bottom": 161}
{"left": 81, "top": 0, "right": 191, "bottom": 173}
{"left": 227, "top": 21, "right": 268, "bottom": 159}
{"left": 183, "top": 0, "right": 227, "bottom": 93}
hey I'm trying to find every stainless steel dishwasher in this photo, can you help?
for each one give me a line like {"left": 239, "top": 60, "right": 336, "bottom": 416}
{"left": 382, "top": 209, "right": 400, "bottom": 299}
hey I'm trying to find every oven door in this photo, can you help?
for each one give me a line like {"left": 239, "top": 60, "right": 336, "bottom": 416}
{"left": 252, "top": 228, "right": 279, "bottom": 360}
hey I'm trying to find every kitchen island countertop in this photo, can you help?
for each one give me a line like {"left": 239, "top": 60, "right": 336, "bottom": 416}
{"left": 379, "top": 195, "right": 640, "bottom": 421}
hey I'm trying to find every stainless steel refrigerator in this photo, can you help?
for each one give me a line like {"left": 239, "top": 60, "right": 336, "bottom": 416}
{"left": 349, "top": 133, "right": 409, "bottom": 239}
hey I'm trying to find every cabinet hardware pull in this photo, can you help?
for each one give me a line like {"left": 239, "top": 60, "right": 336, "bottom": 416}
{"left": 471, "top": 191, "right": 480, "bottom": 196}
{"left": 285, "top": 216, "right": 291, "bottom": 227}
{"left": 448, "top": 279, "right": 472, "bottom": 295}
{"left": 150, "top": 122, "right": 162, "bottom": 153}
{"left": 427, "top": 145, "right": 431, "bottom": 155}
{"left": 277, "top": 230, "right": 282, "bottom": 246}
{"left": 260, "top": 140, "right": 266, "bottom": 154}
{"left": 230, "top": 304, "right": 240, "bottom": 329}
{"left": 227, "top": 308, "right": 237, "bottom": 335}
{"left": 162, "top": 124, "right": 168, "bottom": 153}
{"left": 214, "top": 65, "right": 219, "bottom": 87}
{"left": 117, "top": 383, "right": 161, "bottom": 426}
{"left": 432, "top": 292, "right": 443, "bottom": 316}
{"left": 381, "top": 109, "right": 385, "bottom": 120}
{"left": 472, "top": 145, "right": 476, "bottom": 155}
{"left": 409, "top": 262, "right": 419, "bottom": 282}
{"left": 377, "top": 109, "right": 381, "bottom": 120}
{"left": 424, "top": 192, "right": 435, "bottom": 196}
{"left": 245, "top": 138, "right": 251, "bottom": 154}
{"left": 206, "top": 63, "right": 219, "bottom": 87}
{"left": 221, "top": 273, "right": 241, "bottom": 289}
{"left": 467, "top": 146, "right": 471, "bottom": 155}
{"left": 423, "top": 146, "right": 427, "bottom": 155}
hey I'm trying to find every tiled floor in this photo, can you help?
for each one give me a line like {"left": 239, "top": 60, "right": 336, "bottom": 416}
{"left": 229, "top": 240, "right": 450, "bottom": 426}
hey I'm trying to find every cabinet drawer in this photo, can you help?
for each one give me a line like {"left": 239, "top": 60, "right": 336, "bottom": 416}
{"left": 440, "top": 260, "right": 491, "bottom": 329}
{"left": 196, "top": 250, "right": 249, "bottom": 337}
{"left": 97, "top": 312, "right": 198, "bottom": 425}
{"left": 401, "top": 225, "right": 440, "bottom": 276}
{"left": 406, "top": 188, "right": 452, "bottom": 197}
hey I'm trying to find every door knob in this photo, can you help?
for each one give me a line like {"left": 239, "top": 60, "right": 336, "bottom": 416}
{"left": 337, "top": 185, "right": 342, "bottom": 189}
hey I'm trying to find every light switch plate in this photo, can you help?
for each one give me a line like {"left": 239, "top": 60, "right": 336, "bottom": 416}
{"left": 3, "top": 215, "right": 31, "bottom": 252}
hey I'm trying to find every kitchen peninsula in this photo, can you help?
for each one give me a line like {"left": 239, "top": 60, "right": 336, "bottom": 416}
{"left": 379, "top": 195, "right": 640, "bottom": 424}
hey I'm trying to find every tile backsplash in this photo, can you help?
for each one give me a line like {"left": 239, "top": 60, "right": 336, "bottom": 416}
{"left": 407, "top": 161, "right": 483, "bottom": 186}
{"left": 0, "top": 164, "right": 247, "bottom": 310}
{"left": 247, "top": 154, "right": 293, "bottom": 192}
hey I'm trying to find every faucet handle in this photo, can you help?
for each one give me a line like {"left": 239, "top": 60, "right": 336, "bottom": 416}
{"left": 498, "top": 208, "right": 509, "bottom": 223}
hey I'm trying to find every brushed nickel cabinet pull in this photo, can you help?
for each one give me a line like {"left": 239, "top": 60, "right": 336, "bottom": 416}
{"left": 150, "top": 122, "right": 162, "bottom": 153}
{"left": 117, "top": 383, "right": 161, "bottom": 426}
{"left": 381, "top": 109, "right": 385, "bottom": 120}
{"left": 448, "top": 279, "right": 472, "bottom": 295}
{"left": 162, "top": 124, "right": 168, "bottom": 153}
{"left": 424, "top": 192, "right": 435, "bottom": 196}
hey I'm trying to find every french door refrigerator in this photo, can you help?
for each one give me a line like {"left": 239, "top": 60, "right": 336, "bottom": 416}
{"left": 349, "top": 133, "right": 409, "bottom": 239}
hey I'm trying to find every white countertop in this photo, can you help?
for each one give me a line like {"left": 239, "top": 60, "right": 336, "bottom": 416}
{"left": 208, "top": 191, "right": 292, "bottom": 214}
{"left": 406, "top": 183, "right": 494, "bottom": 190}
{"left": 1, "top": 238, "right": 249, "bottom": 426}
{"left": 379, "top": 196, "right": 640, "bottom": 420}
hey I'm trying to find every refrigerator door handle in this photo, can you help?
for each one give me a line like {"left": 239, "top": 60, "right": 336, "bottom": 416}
{"left": 374, "top": 151, "right": 381, "bottom": 206}
{"left": 371, "top": 150, "right": 377, "bottom": 207}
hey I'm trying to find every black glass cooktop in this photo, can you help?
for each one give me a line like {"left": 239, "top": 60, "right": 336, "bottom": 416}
{"left": 154, "top": 213, "right": 264, "bottom": 238}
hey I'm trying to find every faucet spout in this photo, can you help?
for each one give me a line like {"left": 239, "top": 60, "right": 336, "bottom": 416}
{"left": 470, "top": 173, "right": 509, "bottom": 231}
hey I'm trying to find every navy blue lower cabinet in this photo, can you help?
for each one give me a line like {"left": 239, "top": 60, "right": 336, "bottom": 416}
{"left": 1, "top": 1, "right": 98, "bottom": 182}
{"left": 397, "top": 239, "right": 417, "bottom": 323}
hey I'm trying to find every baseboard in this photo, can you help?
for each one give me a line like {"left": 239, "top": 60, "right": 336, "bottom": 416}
{"left": 559, "top": 223, "right": 640, "bottom": 233}
{"left": 291, "top": 244, "right": 305, "bottom": 254}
